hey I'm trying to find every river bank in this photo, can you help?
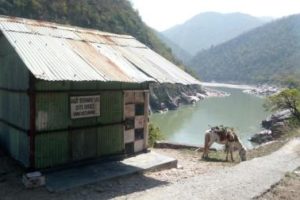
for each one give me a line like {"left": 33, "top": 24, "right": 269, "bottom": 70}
{"left": 200, "top": 82, "right": 255, "bottom": 89}
{"left": 201, "top": 82, "right": 281, "bottom": 96}
{"left": 150, "top": 82, "right": 280, "bottom": 113}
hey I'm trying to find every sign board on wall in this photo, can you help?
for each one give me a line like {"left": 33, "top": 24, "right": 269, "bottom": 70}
{"left": 70, "top": 95, "right": 100, "bottom": 119}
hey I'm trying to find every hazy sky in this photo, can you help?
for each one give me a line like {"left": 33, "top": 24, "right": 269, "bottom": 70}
{"left": 130, "top": 0, "right": 300, "bottom": 31}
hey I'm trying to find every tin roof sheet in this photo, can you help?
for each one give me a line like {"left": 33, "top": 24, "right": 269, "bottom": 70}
{"left": 0, "top": 16, "right": 200, "bottom": 85}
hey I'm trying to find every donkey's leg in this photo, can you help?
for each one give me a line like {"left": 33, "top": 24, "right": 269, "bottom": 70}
{"left": 202, "top": 139, "right": 208, "bottom": 158}
{"left": 225, "top": 143, "right": 229, "bottom": 161}
{"left": 204, "top": 140, "right": 214, "bottom": 160}
{"left": 230, "top": 145, "right": 234, "bottom": 162}
{"left": 202, "top": 134, "right": 210, "bottom": 159}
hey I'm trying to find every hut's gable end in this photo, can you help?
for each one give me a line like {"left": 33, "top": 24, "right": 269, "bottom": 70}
{"left": 0, "top": 34, "right": 30, "bottom": 90}
{"left": 0, "top": 33, "right": 30, "bottom": 167}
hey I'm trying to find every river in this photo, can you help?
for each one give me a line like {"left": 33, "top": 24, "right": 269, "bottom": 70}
{"left": 150, "top": 87, "right": 272, "bottom": 148}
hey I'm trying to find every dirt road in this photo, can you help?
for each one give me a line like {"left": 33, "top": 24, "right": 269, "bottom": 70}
{"left": 120, "top": 139, "right": 300, "bottom": 200}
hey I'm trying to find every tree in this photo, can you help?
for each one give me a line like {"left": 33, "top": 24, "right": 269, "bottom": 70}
{"left": 265, "top": 89, "right": 300, "bottom": 120}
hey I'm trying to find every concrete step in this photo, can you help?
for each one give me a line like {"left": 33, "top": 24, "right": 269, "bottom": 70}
{"left": 45, "top": 151, "right": 177, "bottom": 192}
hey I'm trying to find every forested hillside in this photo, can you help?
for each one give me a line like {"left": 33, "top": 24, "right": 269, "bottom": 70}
{"left": 163, "top": 12, "right": 267, "bottom": 55}
{"left": 190, "top": 14, "right": 300, "bottom": 84}
{"left": 0, "top": 0, "right": 182, "bottom": 65}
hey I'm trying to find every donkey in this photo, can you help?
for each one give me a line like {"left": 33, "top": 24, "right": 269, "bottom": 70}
{"left": 201, "top": 127, "right": 247, "bottom": 162}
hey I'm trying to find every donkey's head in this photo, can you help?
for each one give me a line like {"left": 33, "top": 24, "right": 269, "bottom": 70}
{"left": 239, "top": 148, "right": 247, "bottom": 161}
{"left": 237, "top": 138, "right": 247, "bottom": 161}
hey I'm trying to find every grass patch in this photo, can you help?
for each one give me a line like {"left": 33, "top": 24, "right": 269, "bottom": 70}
{"left": 247, "top": 141, "right": 285, "bottom": 160}
{"left": 148, "top": 123, "right": 164, "bottom": 147}
{"left": 180, "top": 149, "right": 197, "bottom": 155}
{"left": 285, "top": 172, "right": 298, "bottom": 179}
{"left": 204, "top": 150, "right": 240, "bottom": 163}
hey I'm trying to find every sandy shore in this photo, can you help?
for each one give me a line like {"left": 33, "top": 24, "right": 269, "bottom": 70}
{"left": 201, "top": 82, "right": 255, "bottom": 89}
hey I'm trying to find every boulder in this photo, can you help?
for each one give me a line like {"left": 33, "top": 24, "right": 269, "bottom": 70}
{"left": 249, "top": 130, "right": 273, "bottom": 144}
{"left": 262, "top": 110, "right": 292, "bottom": 129}
{"left": 252, "top": 110, "right": 292, "bottom": 144}
{"left": 196, "top": 93, "right": 206, "bottom": 99}
{"left": 271, "top": 122, "right": 287, "bottom": 137}
{"left": 166, "top": 100, "right": 179, "bottom": 110}
{"left": 181, "top": 93, "right": 200, "bottom": 104}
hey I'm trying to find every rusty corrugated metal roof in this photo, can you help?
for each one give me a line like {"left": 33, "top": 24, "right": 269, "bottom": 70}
{"left": 0, "top": 16, "right": 200, "bottom": 85}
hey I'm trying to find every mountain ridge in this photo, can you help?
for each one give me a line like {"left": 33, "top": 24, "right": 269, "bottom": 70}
{"left": 189, "top": 14, "right": 300, "bottom": 84}
{"left": 162, "top": 12, "right": 268, "bottom": 55}
{"left": 155, "top": 31, "right": 192, "bottom": 64}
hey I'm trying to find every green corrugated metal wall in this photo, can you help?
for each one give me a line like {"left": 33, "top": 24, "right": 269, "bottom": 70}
{"left": 35, "top": 90, "right": 124, "bottom": 130}
{"left": 35, "top": 125, "right": 124, "bottom": 168}
{"left": 35, "top": 131, "right": 69, "bottom": 168}
{"left": 35, "top": 93, "right": 70, "bottom": 131}
{"left": 0, "top": 91, "right": 29, "bottom": 129}
{"left": 35, "top": 91, "right": 123, "bottom": 168}
{"left": 34, "top": 81, "right": 148, "bottom": 168}
{"left": 0, "top": 36, "right": 30, "bottom": 167}
{"left": 34, "top": 90, "right": 124, "bottom": 168}
{"left": 0, "top": 122, "right": 29, "bottom": 166}
{"left": 97, "top": 125, "right": 123, "bottom": 156}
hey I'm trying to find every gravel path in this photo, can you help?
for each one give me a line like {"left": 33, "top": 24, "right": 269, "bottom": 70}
{"left": 120, "top": 139, "right": 300, "bottom": 200}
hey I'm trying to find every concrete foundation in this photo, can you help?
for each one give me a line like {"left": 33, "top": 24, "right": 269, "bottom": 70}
{"left": 45, "top": 151, "right": 177, "bottom": 192}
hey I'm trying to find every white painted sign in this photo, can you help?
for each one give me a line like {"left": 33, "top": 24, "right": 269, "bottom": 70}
{"left": 70, "top": 95, "right": 100, "bottom": 119}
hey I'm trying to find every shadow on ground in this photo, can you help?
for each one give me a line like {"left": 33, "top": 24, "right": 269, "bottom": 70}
{"left": 0, "top": 151, "right": 169, "bottom": 200}
{"left": 201, "top": 151, "right": 241, "bottom": 163}
{"left": 202, "top": 157, "right": 226, "bottom": 162}
{"left": 83, "top": 174, "right": 169, "bottom": 199}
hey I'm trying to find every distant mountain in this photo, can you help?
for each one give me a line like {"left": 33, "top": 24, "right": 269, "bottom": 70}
{"left": 155, "top": 32, "right": 192, "bottom": 63}
{"left": 162, "top": 12, "right": 268, "bottom": 55}
{"left": 259, "top": 16, "right": 274, "bottom": 22}
{"left": 189, "top": 14, "right": 300, "bottom": 84}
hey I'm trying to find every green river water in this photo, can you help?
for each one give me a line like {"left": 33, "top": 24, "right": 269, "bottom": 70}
{"left": 150, "top": 87, "right": 272, "bottom": 148}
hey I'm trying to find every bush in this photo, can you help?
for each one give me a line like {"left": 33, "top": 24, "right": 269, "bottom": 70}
{"left": 264, "top": 89, "right": 300, "bottom": 121}
{"left": 148, "top": 123, "right": 164, "bottom": 147}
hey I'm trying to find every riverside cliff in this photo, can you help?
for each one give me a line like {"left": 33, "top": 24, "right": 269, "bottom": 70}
{"left": 149, "top": 83, "right": 228, "bottom": 112}
{"left": 149, "top": 83, "right": 204, "bottom": 112}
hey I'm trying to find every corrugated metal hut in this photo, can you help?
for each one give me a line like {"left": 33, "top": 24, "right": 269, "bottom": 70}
{"left": 0, "top": 16, "right": 200, "bottom": 169}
